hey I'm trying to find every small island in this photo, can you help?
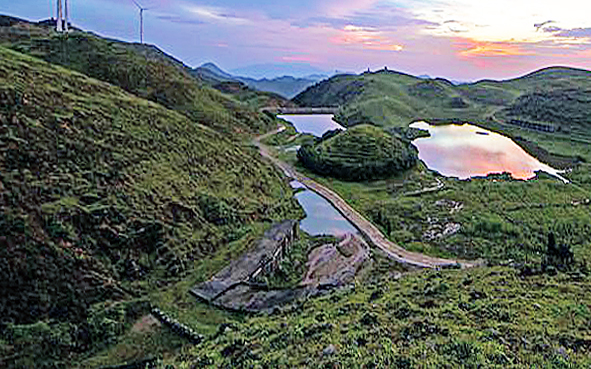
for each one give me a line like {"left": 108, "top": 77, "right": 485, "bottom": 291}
{"left": 297, "top": 124, "right": 418, "bottom": 181}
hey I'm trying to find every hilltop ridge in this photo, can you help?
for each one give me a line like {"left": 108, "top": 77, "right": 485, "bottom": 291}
{"left": 0, "top": 42, "right": 301, "bottom": 366}
{"left": 294, "top": 65, "right": 591, "bottom": 131}
{"left": 193, "top": 62, "right": 323, "bottom": 98}
{"left": 0, "top": 16, "right": 278, "bottom": 137}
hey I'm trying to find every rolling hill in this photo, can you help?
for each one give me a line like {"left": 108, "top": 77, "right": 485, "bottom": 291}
{"left": 2, "top": 13, "right": 591, "bottom": 369}
{"left": 0, "top": 15, "right": 277, "bottom": 137}
{"left": 0, "top": 45, "right": 301, "bottom": 366}
{"left": 294, "top": 67, "right": 591, "bottom": 135}
{"left": 298, "top": 125, "right": 418, "bottom": 181}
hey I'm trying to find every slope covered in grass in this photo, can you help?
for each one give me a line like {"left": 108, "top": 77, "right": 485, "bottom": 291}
{"left": 0, "top": 46, "right": 301, "bottom": 364}
{"left": 294, "top": 67, "right": 591, "bottom": 131}
{"left": 298, "top": 125, "right": 417, "bottom": 181}
{"left": 0, "top": 16, "right": 275, "bottom": 136}
{"left": 173, "top": 266, "right": 591, "bottom": 367}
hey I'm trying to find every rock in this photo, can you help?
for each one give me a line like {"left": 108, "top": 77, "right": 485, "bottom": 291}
{"left": 323, "top": 344, "right": 337, "bottom": 356}
{"left": 442, "top": 223, "right": 461, "bottom": 237}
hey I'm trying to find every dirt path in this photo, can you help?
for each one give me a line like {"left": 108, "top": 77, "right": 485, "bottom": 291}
{"left": 254, "top": 127, "right": 479, "bottom": 269}
{"left": 401, "top": 178, "right": 445, "bottom": 197}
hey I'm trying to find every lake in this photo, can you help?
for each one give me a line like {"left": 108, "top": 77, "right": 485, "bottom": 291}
{"left": 290, "top": 181, "right": 358, "bottom": 237}
{"left": 278, "top": 114, "right": 346, "bottom": 137}
{"left": 410, "top": 121, "right": 567, "bottom": 183}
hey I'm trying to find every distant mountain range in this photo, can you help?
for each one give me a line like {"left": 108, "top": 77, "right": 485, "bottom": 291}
{"left": 193, "top": 62, "right": 328, "bottom": 99}
{"left": 229, "top": 62, "right": 329, "bottom": 79}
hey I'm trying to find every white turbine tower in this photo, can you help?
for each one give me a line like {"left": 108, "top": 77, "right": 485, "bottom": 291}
{"left": 55, "top": 0, "right": 70, "bottom": 33}
{"left": 56, "top": 0, "right": 63, "bottom": 32}
{"left": 133, "top": 0, "right": 149, "bottom": 44}
{"left": 64, "top": 0, "right": 69, "bottom": 33}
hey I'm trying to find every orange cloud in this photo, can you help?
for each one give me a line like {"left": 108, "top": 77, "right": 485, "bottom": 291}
{"left": 457, "top": 40, "right": 533, "bottom": 57}
{"left": 574, "top": 48, "right": 591, "bottom": 58}
{"left": 331, "top": 25, "right": 403, "bottom": 52}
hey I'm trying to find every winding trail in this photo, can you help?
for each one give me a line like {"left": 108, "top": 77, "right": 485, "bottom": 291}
{"left": 254, "top": 126, "right": 479, "bottom": 269}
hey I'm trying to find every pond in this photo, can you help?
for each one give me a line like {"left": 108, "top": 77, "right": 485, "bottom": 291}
{"left": 410, "top": 121, "right": 568, "bottom": 183}
{"left": 278, "top": 114, "right": 346, "bottom": 137}
{"left": 290, "top": 181, "right": 358, "bottom": 237}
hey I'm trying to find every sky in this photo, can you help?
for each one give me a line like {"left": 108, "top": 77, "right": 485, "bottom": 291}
{"left": 4, "top": 0, "right": 591, "bottom": 80}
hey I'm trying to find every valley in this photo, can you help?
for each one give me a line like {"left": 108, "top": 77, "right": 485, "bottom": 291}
{"left": 0, "top": 13, "right": 590, "bottom": 369}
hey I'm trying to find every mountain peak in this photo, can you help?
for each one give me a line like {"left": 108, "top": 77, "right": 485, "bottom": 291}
{"left": 198, "top": 62, "right": 233, "bottom": 79}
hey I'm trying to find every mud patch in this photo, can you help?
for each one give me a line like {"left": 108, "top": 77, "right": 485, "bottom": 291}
{"left": 131, "top": 314, "right": 161, "bottom": 334}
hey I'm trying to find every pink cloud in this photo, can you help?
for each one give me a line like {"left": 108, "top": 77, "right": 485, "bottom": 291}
{"left": 331, "top": 25, "right": 403, "bottom": 52}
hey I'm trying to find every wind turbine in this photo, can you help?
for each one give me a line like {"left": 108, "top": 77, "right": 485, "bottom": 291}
{"left": 133, "top": 0, "right": 149, "bottom": 44}
{"left": 64, "top": 0, "right": 69, "bottom": 32}
{"left": 56, "top": 0, "right": 63, "bottom": 32}
{"left": 54, "top": 0, "right": 70, "bottom": 33}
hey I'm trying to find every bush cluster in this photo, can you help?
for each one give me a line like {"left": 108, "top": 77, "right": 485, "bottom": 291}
{"left": 297, "top": 125, "right": 418, "bottom": 181}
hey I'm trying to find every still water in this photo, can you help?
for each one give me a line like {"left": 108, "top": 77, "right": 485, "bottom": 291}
{"left": 410, "top": 121, "right": 567, "bottom": 183}
{"left": 278, "top": 114, "right": 346, "bottom": 137}
{"left": 290, "top": 181, "right": 358, "bottom": 236}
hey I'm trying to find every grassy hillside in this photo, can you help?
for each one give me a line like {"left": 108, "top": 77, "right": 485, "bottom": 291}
{"left": 172, "top": 266, "right": 591, "bottom": 367}
{"left": 272, "top": 63, "right": 591, "bottom": 270}
{"left": 0, "top": 46, "right": 301, "bottom": 366}
{"left": 298, "top": 125, "right": 417, "bottom": 181}
{"left": 0, "top": 16, "right": 276, "bottom": 137}
{"left": 213, "top": 81, "right": 297, "bottom": 110}
{"left": 294, "top": 67, "right": 591, "bottom": 133}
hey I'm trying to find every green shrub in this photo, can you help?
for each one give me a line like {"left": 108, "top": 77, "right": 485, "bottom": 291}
{"left": 298, "top": 125, "right": 418, "bottom": 181}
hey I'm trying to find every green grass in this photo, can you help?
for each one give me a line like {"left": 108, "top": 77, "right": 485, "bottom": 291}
{"left": 321, "top": 165, "right": 590, "bottom": 264}
{"left": 289, "top": 65, "right": 591, "bottom": 265}
{"left": 294, "top": 66, "right": 591, "bottom": 134}
{"left": 267, "top": 122, "right": 591, "bottom": 265}
{"left": 0, "top": 17, "right": 277, "bottom": 137}
{"left": 170, "top": 267, "right": 591, "bottom": 368}
{"left": 0, "top": 46, "right": 302, "bottom": 367}
{"left": 298, "top": 124, "right": 418, "bottom": 181}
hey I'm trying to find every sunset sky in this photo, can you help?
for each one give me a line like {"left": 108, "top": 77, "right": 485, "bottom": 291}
{"left": 4, "top": 0, "right": 591, "bottom": 80}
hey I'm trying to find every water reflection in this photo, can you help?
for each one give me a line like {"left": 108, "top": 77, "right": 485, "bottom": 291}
{"left": 293, "top": 188, "right": 358, "bottom": 237}
{"left": 410, "top": 122, "right": 567, "bottom": 183}
{"left": 278, "top": 114, "right": 346, "bottom": 137}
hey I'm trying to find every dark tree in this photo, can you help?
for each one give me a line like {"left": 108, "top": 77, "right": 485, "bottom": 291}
{"left": 545, "top": 232, "right": 574, "bottom": 271}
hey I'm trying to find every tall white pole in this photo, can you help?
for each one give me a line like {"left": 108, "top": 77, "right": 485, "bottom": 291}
{"left": 140, "top": 9, "right": 144, "bottom": 43}
{"left": 64, "top": 0, "right": 69, "bottom": 32}
{"left": 56, "top": 0, "right": 63, "bottom": 32}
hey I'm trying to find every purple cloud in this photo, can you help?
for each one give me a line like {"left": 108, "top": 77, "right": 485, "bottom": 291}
{"left": 555, "top": 27, "right": 591, "bottom": 38}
